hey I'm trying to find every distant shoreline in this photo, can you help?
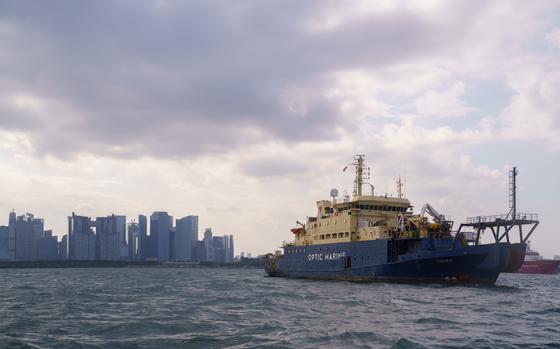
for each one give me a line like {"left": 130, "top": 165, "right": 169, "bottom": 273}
{"left": 0, "top": 260, "right": 264, "bottom": 269}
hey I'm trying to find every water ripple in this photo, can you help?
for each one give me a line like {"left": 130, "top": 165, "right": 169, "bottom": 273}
{"left": 0, "top": 269, "right": 559, "bottom": 348}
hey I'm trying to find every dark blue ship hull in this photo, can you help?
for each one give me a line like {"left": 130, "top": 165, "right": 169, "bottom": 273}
{"left": 265, "top": 239, "right": 513, "bottom": 285}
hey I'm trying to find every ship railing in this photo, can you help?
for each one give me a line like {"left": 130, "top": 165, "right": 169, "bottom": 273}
{"left": 466, "top": 213, "right": 539, "bottom": 224}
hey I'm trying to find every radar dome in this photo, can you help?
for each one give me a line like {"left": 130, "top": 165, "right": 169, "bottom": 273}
{"left": 330, "top": 188, "right": 339, "bottom": 198}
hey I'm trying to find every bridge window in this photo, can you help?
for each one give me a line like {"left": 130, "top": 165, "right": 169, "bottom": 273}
{"left": 320, "top": 235, "right": 325, "bottom": 240}
{"left": 326, "top": 234, "right": 331, "bottom": 239}
{"left": 345, "top": 232, "right": 349, "bottom": 237}
{"left": 338, "top": 233, "right": 344, "bottom": 238}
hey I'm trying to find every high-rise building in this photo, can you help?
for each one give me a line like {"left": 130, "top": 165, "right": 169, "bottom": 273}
{"left": 8, "top": 211, "right": 16, "bottom": 260}
{"left": 38, "top": 230, "right": 58, "bottom": 260}
{"left": 15, "top": 213, "right": 43, "bottom": 261}
{"left": 223, "top": 235, "right": 229, "bottom": 261}
{"left": 189, "top": 216, "right": 199, "bottom": 242}
{"left": 68, "top": 213, "right": 95, "bottom": 260}
{"left": 32, "top": 216, "right": 44, "bottom": 259}
{"left": 228, "top": 234, "right": 234, "bottom": 263}
{"left": 203, "top": 228, "right": 213, "bottom": 262}
{"left": 138, "top": 214, "right": 147, "bottom": 260}
{"left": 174, "top": 216, "right": 198, "bottom": 261}
{"left": 94, "top": 215, "right": 120, "bottom": 260}
{"left": 193, "top": 240, "right": 206, "bottom": 261}
{"left": 221, "top": 234, "right": 234, "bottom": 263}
{"left": 212, "top": 235, "right": 225, "bottom": 262}
{"left": 115, "top": 215, "right": 128, "bottom": 260}
{"left": 169, "top": 227, "right": 175, "bottom": 261}
{"left": 128, "top": 222, "right": 142, "bottom": 261}
{"left": 59, "top": 234, "right": 68, "bottom": 259}
{"left": 150, "top": 212, "right": 172, "bottom": 262}
{"left": 0, "top": 226, "right": 9, "bottom": 260}
{"left": 115, "top": 215, "right": 126, "bottom": 244}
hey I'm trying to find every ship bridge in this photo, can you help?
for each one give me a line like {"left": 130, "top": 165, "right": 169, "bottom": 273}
{"left": 332, "top": 195, "right": 411, "bottom": 214}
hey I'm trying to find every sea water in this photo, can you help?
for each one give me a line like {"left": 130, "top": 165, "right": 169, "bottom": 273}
{"left": 0, "top": 267, "right": 559, "bottom": 348}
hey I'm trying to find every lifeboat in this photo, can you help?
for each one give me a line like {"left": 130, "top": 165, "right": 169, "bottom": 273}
{"left": 291, "top": 227, "right": 304, "bottom": 235}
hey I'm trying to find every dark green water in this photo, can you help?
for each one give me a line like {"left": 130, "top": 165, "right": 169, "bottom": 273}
{"left": 0, "top": 268, "right": 559, "bottom": 348}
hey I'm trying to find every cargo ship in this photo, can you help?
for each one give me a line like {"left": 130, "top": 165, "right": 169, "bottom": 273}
{"left": 516, "top": 242, "right": 560, "bottom": 274}
{"left": 265, "top": 155, "right": 528, "bottom": 285}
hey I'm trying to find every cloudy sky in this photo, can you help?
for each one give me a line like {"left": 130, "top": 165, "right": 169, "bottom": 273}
{"left": 0, "top": 0, "right": 559, "bottom": 257}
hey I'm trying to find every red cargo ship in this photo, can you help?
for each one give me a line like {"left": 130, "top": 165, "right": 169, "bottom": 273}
{"left": 517, "top": 243, "right": 560, "bottom": 274}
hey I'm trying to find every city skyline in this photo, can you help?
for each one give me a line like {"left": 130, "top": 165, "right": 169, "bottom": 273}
{"left": 0, "top": 209, "right": 240, "bottom": 262}
{"left": 0, "top": 1, "right": 559, "bottom": 257}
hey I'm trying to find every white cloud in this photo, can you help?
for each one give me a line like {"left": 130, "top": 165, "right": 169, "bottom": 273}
{"left": 546, "top": 27, "right": 560, "bottom": 48}
{"left": 414, "top": 82, "right": 476, "bottom": 118}
{"left": 499, "top": 56, "right": 560, "bottom": 150}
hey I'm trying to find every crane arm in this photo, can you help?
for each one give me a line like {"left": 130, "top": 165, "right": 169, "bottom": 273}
{"left": 421, "top": 203, "right": 445, "bottom": 223}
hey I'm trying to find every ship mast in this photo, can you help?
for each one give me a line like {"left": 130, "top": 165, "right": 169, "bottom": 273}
{"left": 396, "top": 176, "right": 403, "bottom": 199}
{"left": 343, "top": 155, "right": 370, "bottom": 197}
{"left": 509, "top": 167, "right": 517, "bottom": 220}
{"left": 356, "top": 155, "right": 363, "bottom": 196}
{"left": 353, "top": 155, "right": 370, "bottom": 196}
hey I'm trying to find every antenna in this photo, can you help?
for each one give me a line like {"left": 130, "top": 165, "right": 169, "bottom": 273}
{"left": 396, "top": 176, "right": 403, "bottom": 199}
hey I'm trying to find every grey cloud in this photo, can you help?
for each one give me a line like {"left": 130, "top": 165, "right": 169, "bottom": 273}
{"left": 240, "top": 157, "right": 310, "bottom": 178}
{"left": 0, "top": 0, "right": 482, "bottom": 159}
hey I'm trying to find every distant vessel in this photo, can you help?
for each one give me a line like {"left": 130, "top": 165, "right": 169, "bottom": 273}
{"left": 265, "top": 155, "right": 532, "bottom": 285}
{"left": 516, "top": 243, "right": 560, "bottom": 274}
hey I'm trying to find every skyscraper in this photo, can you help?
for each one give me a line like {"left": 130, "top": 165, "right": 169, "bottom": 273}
{"left": 59, "top": 234, "right": 68, "bottom": 259}
{"left": 222, "top": 234, "right": 234, "bottom": 263}
{"left": 150, "top": 212, "right": 172, "bottom": 262}
{"left": 138, "top": 214, "right": 147, "bottom": 260}
{"left": 38, "top": 230, "right": 58, "bottom": 260}
{"left": 0, "top": 226, "right": 9, "bottom": 260}
{"left": 31, "top": 216, "right": 44, "bottom": 260}
{"left": 8, "top": 211, "right": 16, "bottom": 260}
{"left": 174, "top": 216, "right": 198, "bottom": 261}
{"left": 115, "top": 215, "right": 126, "bottom": 244}
{"left": 15, "top": 213, "right": 42, "bottom": 261}
{"left": 95, "top": 215, "right": 120, "bottom": 260}
{"left": 228, "top": 234, "right": 234, "bottom": 263}
{"left": 68, "top": 213, "right": 95, "bottom": 260}
{"left": 115, "top": 215, "right": 128, "bottom": 259}
{"left": 127, "top": 221, "right": 141, "bottom": 261}
{"left": 212, "top": 235, "right": 225, "bottom": 262}
{"left": 204, "top": 228, "right": 213, "bottom": 262}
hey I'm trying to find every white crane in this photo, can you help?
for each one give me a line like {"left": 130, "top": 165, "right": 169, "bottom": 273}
{"left": 420, "top": 203, "right": 446, "bottom": 224}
